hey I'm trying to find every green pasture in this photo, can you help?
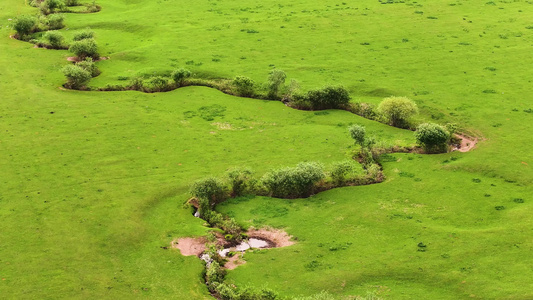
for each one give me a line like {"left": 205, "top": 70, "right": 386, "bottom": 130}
{"left": 0, "top": 0, "right": 531, "bottom": 299}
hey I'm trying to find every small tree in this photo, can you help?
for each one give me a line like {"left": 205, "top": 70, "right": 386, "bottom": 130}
{"left": 348, "top": 124, "right": 366, "bottom": 147}
{"left": 415, "top": 123, "right": 450, "bottom": 153}
{"left": 13, "top": 15, "right": 37, "bottom": 38}
{"left": 62, "top": 64, "right": 91, "bottom": 89}
{"left": 73, "top": 28, "right": 95, "bottom": 41}
{"left": 43, "top": 30, "right": 64, "bottom": 48}
{"left": 69, "top": 38, "right": 99, "bottom": 60}
{"left": 233, "top": 75, "right": 255, "bottom": 97}
{"left": 171, "top": 68, "right": 191, "bottom": 86}
{"left": 377, "top": 96, "right": 418, "bottom": 128}
{"left": 267, "top": 69, "right": 286, "bottom": 99}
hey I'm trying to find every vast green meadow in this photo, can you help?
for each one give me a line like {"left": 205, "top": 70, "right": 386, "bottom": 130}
{"left": 0, "top": 0, "right": 531, "bottom": 299}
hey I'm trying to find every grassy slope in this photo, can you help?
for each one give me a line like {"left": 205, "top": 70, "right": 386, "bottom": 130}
{"left": 0, "top": 0, "right": 531, "bottom": 299}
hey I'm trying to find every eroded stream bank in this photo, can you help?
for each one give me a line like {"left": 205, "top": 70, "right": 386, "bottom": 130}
{"left": 173, "top": 228, "right": 294, "bottom": 270}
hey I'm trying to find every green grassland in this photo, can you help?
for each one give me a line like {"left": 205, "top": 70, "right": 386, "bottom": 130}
{"left": 0, "top": 0, "right": 532, "bottom": 299}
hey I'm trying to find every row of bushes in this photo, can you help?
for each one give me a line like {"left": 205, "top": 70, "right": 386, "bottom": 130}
{"left": 30, "top": 0, "right": 100, "bottom": 15}
{"left": 12, "top": 14, "right": 65, "bottom": 40}
{"left": 190, "top": 161, "right": 382, "bottom": 206}
{"left": 348, "top": 96, "right": 419, "bottom": 129}
{"left": 349, "top": 121, "right": 458, "bottom": 156}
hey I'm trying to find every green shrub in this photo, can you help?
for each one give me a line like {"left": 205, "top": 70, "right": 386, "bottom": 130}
{"left": 305, "top": 86, "right": 351, "bottom": 110}
{"left": 221, "top": 218, "right": 242, "bottom": 239}
{"left": 142, "top": 76, "right": 172, "bottom": 92}
{"left": 61, "top": 64, "right": 91, "bottom": 89}
{"left": 73, "top": 29, "right": 95, "bottom": 41}
{"left": 291, "top": 86, "right": 351, "bottom": 110}
{"left": 69, "top": 38, "right": 99, "bottom": 60}
{"left": 282, "top": 79, "right": 301, "bottom": 102}
{"left": 348, "top": 124, "right": 366, "bottom": 147}
{"left": 377, "top": 96, "right": 418, "bottom": 128}
{"left": 76, "top": 57, "right": 100, "bottom": 77}
{"left": 233, "top": 75, "right": 255, "bottom": 97}
{"left": 190, "top": 177, "right": 228, "bottom": 206}
{"left": 42, "top": 30, "right": 64, "bottom": 48}
{"left": 366, "top": 164, "right": 383, "bottom": 182}
{"left": 214, "top": 283, "right": 279, "bottom": 300}
{"left": 350, "top": 102, "right": 378, "bottom": 119}
{"left": 414, "top": 123, "right": 450, "bottom": 153}
{"left": 226, "top": 167, "right": 254, "bottom": 197}
{"left": 171, "top": 68, "right": 192, "bottom": 86}
{"left": 64, "top": 0, "right": 79, "bottom": 5}
{"left": 329, "top": 160, "right": 361, "bottom": 186}
{"left": 47, "top": 13, "right": 64, "bottom": 30}
{"left": 40, "top": 0, "right": 65, "bottom": 14}
{"left": 206, "top": 261, "right": 225, "bottom": 289}
{"left": 261, "top": 162, "right": 325, "bottom": 198}
{"left": 267, "top": 69, "right": 286, "bottom": 99}
{"left": 13, "top": 15, "right": 37, "bottom": 38}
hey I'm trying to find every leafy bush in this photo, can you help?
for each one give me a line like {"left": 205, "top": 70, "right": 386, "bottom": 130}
{"left": 142, "top": 76, "right": 172, "bottom": 92}
{"left": 226, "top": 167, "right": 254, "bottom": 197}
{"left": 13, "top": 15, "right": 37, "bottom": 38}
{"left": 282, "top": 79, "right": 301, "bottom": 102}
{"left": 214, "top": 283, "right": 279, "bottom": 300}
{"left": 261, "top": 162, "right": 325, "bottom": 198}
{"left": 206, "top": 261, "right": 225, "bottom": 290}
{"left": 329, "top": 161, "right": 360, "bottom": 186}
{"left": 377, "top": 96, "right": 418, "bottom": 128}
{"left": 366, "top": 164, "right": 383, "bottom": 182}
{"left": 43, "top": 30, "right": 64, "bottom": 48}
{"left": 64, "top": 0, "right": 79, "bottom": 5}
{"left": 73, "top": 29, "right": 95, "bottom": 41}
{"left": 349, "top": 102, "right": 378, "bottom": 120}
{"left": 233, "top": 75, "right": 255, "bottom": 97}
{"left": 267, "top": 69, "right": 286, "bottom": 99}
{"left": 40, "top": 0, "right": 65, "bottom": 14}
{"left": 415, "top": 123, "right": 450, "bottom": 153}
{"left": 171, "top": 68, "right": 191, "bottom": 86}
{"left": 62, "top": 64, "right": 91, "bottom": 89}
{"left": 190, "top": 177, "right": 228, "bottom": 206}
{"left": 69, "top": 38, "right": 99, "bottom": 60}
{"left": 348, "top": 124, "right": 366, "bottom": 147}
{"left": 76, "top": 57, "right": 100, "bottom": 77}
{"left": 46, "top": 13, "right": 64, "bottom": 30}
{"left": 292, "top": 86, "right": 350, "bottom": 110}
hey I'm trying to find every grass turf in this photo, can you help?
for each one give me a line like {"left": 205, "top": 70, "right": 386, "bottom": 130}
{"left": 0, "top": 0, "right": 532, "bottom": 298}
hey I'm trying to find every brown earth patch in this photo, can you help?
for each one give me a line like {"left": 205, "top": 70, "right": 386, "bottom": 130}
{"left": 453, "top": 134, "right": 478, "bottom": 152}
{"left": 224, "top": 252, "right": 246, "bottom": 270}
{"left": 172, "top": 237, "right": 207, "bottom": 256}
{"left": 246, "top": 228, "right": 295, "bottom": 248}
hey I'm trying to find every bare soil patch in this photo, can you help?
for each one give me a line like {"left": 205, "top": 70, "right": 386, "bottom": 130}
{"left": 453, "top": 134, "right": 478, "bottom": 152}
{"left": 246, "top": 228, "right": 295, "bottom": 248}
{"left": 224, "top": 252, "right": 246, "bottom": 270}
{"left": 172, "top": 237, "right": 207, "bottom": 256}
